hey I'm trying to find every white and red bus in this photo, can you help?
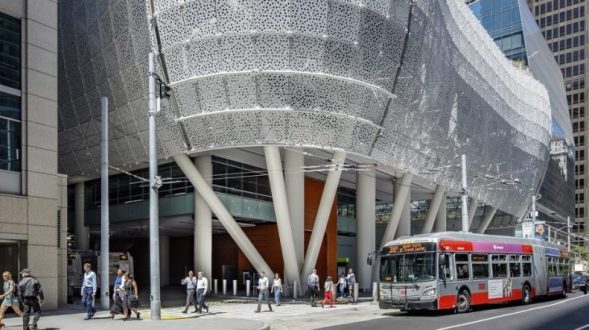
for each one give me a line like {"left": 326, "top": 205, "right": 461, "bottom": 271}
{"left": 376, "top": 232, "right": 570, "bottom": 313}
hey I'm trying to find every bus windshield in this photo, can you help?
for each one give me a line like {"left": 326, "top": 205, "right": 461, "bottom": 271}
{"left": 380, "top": 252, "right": 436, "bottom": 283}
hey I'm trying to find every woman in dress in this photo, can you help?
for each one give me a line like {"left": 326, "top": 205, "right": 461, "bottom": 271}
{"left": 321, "top": 276, "right": 335, "bottom": 308}
{"left": 119, "top": 274, "right": 132, "bottom": 321}
{"left": 270, "top": 273, "right": 282, "bottom": 306}
{"left": 0, "top": 271, "right": 23, "bottom": 326}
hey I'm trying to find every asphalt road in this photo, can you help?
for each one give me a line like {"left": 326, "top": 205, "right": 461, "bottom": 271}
{"left": 320, "top": 292, "right": 589, "bottom": 330}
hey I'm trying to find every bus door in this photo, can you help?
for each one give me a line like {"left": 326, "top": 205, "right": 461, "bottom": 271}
{"left": 437, "top": 253, "right": 456, "bottom": 309}
{"left": 532, "top": 245, "right": 547, "bottom": 296}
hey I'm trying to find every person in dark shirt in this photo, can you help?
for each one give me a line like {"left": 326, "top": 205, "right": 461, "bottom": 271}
{"left": 18, "top": 269, "right": 44, "bottom": 330}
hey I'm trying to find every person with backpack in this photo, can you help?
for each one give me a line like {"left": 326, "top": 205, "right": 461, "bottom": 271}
{"left": 18, "top": 269, "right": 44, "bottom": 330}
{"left": 81, "top": 263, "right": 97, "bottom": 320}
{"left": 0, "top": 271, "right": 23, "bottom": 327}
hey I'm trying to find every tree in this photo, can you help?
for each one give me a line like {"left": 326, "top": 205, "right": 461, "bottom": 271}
{"left": 572, "top": 244, "right": 589, "bottom": 265}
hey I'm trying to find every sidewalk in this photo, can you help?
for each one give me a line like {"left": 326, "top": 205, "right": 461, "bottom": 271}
{"left": 0, "top": 298, "right": 383, "bottom": 330}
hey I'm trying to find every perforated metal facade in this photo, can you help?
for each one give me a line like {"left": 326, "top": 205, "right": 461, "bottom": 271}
{"left": 58, "top": 0, "right": 553, "bottom": 217}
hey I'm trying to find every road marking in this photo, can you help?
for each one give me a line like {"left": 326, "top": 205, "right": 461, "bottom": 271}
{"left": 436, "top": 295, "right": 589, "bottom": 330}
{"left": 574, "top": 324, "right": 589, "bottom": 330}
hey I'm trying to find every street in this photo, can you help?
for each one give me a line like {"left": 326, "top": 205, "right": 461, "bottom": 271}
{"left": 320, "top": 292, "right": 589, "bottom": 330}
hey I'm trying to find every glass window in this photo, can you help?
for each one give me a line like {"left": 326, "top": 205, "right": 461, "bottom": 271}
{"left": 472, "top": 254, "right": 489, "bottom": 279}
{"left": 455, "top": 254, "right": 469, "bottom": 280}
{"left": 0, "top": 118, "right": 20, "bottom": 171}
{"left": 522, "top": 255, "right": 532, "bottom": 277}
{"left": 379, "top": 253, "right": 436, "bottom": 283}
{"left": 0, "top": 12, "right": 21, "bottom": 89}
{"left": 509, "top": 255, "right": 521, "bottom": 277}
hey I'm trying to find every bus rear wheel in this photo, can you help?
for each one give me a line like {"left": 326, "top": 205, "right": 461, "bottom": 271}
{"left": 561, "top": 282, "right": 567, "bottom": 298}
{"left": 522, "top": 285, "right": 531, "bottom": 304}
{"left": 456, "top": 291, "right": 471, "bottom": 313}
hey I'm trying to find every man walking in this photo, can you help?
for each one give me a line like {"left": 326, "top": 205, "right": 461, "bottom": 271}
{"left": 346, "top": 268, "right": 356, "bottom": 302}
{"left": 196, "top": 271, "right": 209, "bottom": 313}
{"left": 181, "top": 270, "right": 197, "bottom": 313}
{"left": 307, "top": 269, "right": 320, "bottom": 307}
{"left": 18, "top": 269, "right": 44, "bottom": 330}
{"left": 255, "top": 271, "right": 272, "bottom": 313}
{"left": 81, "top": 263, "right": 97, "bottom": 320}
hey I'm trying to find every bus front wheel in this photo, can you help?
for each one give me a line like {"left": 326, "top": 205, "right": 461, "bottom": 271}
{"left": 456, "top": 291, "right": 471, "bottom": 313}
{"left": 522, "top": 285, "right": 531, "bottom": 304}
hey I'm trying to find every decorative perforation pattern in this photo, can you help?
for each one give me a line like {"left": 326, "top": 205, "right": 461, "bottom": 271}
{"left": 58, "top": 0, "right": 554, "bottom": 216}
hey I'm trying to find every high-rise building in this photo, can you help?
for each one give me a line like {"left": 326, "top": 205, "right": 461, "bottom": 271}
{"left": 528, "top": 0, "right": 588, "bottom": 244}
{"left": 0, "top": 1, "right": 66, "bottom": 309}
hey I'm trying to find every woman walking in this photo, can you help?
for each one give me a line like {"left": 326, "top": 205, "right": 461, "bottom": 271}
{"left": 338, "top": 273, "right": 347, "bottom": 299}
{"left": 129, "top": 274, "right": 140, "bottom": 319}
{"left": 321, "top": 276, "right": 335, "bottom": 308}
{"left": 271, "top": 273, "right": 282, "bottom": 306}
{"left": 0, "top": 271, "right": 23, "bottom": 326}
{"left": 118, "top": 274, "right": 132, "bottom": 321}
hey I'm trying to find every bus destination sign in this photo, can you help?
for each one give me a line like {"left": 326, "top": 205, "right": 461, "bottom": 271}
{"left": 387, "top": 242, "right": 436, "bottom": 254}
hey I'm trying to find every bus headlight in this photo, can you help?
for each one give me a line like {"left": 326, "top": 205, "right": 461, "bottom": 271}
{"left": 422, "top": 288, "right": 436, "bottom": 296}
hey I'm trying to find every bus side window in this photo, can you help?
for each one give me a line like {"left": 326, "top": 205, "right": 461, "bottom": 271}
{"left": 439, "top": 254, "right": 453, "bottom": 281}
{"left": 472, "top": 254, "right": 489, "bottom": 279}
{"left": 522, "top": 255, "right": 532, "bottom": 277}
{"left": 509, "top": 255, "right": 521, "bottom": 277}
{"left": 455, "top": 254, "right": 469, "bottom": 280}
{"left": 491, "top": 255, "right": 508, "bottom": 278}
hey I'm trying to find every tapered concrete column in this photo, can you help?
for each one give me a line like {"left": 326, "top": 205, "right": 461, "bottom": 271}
{"left": 174, "top": 154, "right": 273, "bottom": 278}
{"left": 285, "top": 149, "right": 305, "bottom": 270}
{"left": 380, "top": 173, "right": 412, "bottom": 247}
{"left": 477, "top": 206, "right": 497, "bottom": 234}
{"left": 160, "top": 235, "right": 170, "bottom": 286}
{"left": 75, "top": 182, "right": 89, "bottom": 250}
{"left": 468, "top": 198, "right": 478, "bottom": 228}
{"left": 396, "top": 191, "right": 411, "bottom": 238}
{"left": 194, "top": 155, "right": 213, "bottom": 278}
{"left": 356, "top": 167, "right": 375, "bottom": 290}
{"left": 264, "top": 147, "right": 300, "bottom": 286}
{"left": 421, "top": 185, "right": 446, "bottom": 234}
{"left": 301, "top": 151, "right": 346, "bottom": 280}
{"left": 433, "top": 192, "right": 447, "bottom": 232}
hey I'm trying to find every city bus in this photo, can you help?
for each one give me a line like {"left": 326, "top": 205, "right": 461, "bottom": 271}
{"left": 374, "top": 232, "right": 570, "bottom": 313}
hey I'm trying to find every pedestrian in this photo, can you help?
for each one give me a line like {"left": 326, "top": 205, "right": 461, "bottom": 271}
{"left": 18, "top": 269, "right": 44, "bottom": 330}
{"left": 128, "top": 274, "right": 141, "bottom": 319}
{"left": 118, "top": 274, "right": 132, "bottom": 321}
{"left": 0, "top": 271, "right": 23, "bottom": 327}
{"left": 81, "top": 263, "right": 97, "bottom": 320}
{"left": 346, "top": 268, "right": 356, "bottom": 298}
{"left": 338, "top": 273, "right": 347, "bottom": 299}
{"left": 181, "top": 270, "right": 197, "bottom": 313}
{"left": 307, "top": 269, "right": 320, "bottom": 307}
{"left": 110, "top": 269, "right": 125, "bottom": 319}
{"left": 271, "top": 273, "right": 282, "bottom": 306}
{"left": 254, "top": 271, "right": 272, "bottom": 313}
{"left": 321, "top": 276, "right": 335, "bottom": 308}
{"left": 196, "top": 271, "right": 209, "bottom": 313}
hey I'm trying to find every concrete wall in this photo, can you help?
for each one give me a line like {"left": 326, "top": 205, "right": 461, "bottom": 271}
{"left": 0, "top": 0, "right": 63, "bottom": 310}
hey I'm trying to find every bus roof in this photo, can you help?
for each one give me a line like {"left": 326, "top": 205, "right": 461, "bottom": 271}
{"left": 382, "top": 231, "right": 567, "bottom": 252}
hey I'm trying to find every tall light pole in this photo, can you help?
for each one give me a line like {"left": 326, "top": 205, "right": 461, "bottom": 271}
{"left": 100, "top": 96, "right": 109, "bottom": 310}
{"left": 148, "top": 52, "right": 161, "bottom": 320}
{"left": 567, "top": 216, "right": 571, "bottom": 252}
{"left": 461, "top": 154, "right": 469, "bottom": 232}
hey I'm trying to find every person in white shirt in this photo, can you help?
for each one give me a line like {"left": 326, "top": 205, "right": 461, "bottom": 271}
{"left": 81, "top": 263, "right": 97, "bottom": 320}
{"left": 181, "top": 270, "right": 197, "bottom": 313}
{"left": 271, "top": 273, "right": 283, "bottom": 306}
{"left": 255, "top": 271, "right": 272, "bottom": 313}
{"left": 338, "top": 273, "right": 347, "bottom": 299}
{"left": 321, "top": 276, "right": 335, "bottom": 308}
{"left": 307, "top": 269, "right": 320, "bottom": 307}
{"left": 196, "top": 271, "right": 209, "bottom": 313}
{"left": 346, "top": 268, "right": 356, "bottom": 302}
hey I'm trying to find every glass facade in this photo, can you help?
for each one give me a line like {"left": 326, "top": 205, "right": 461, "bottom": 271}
{"left": 0, "top": 12, "right": 21, "bottom": 173}
{"left": 85, "top": 156, "right": 272, "bottom": 208}
{"left": 470, "top": 0, "right": 528, "bottom": 63}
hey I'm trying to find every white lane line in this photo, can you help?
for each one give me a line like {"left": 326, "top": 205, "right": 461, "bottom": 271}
{"left": 574, "top": 324, "right": 589, "bottom": 330}
{"left": 436, "top": 295, "right": 589, "bottom": 330}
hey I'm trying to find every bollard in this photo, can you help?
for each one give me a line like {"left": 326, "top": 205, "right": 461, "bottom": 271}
{"left": 293, "top": 281, "right": 298, "bottom": 299}
{"left": 223, "top": 279, "right": 227, "bottom": 296}
{"left": 353, "top": 283, "right": 359, "bottom": 304}
{"left": 372, "top": 282, "right": 378, "bottom": 302}
{"left": 233, "top": 279, "right": 237, "bottom": 296}
{"left": 214, "top": 279, "right": 218, "bottom": 295}
{"left": 246, "top": 280, "right": 251, "bottom": 297}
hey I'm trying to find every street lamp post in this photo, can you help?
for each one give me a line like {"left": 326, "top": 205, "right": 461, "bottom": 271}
{"left": 568, "top": 216, "right": 571, "bottom": 252}
{"left": 461, "top": 154, "right": 469, "bottom": 232}
{"left": 148, "top": 52, "right": 161, "bottom": 320}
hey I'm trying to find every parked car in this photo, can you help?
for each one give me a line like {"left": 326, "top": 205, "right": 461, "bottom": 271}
{"left": 572, "top": 275, "right": 588, "bottom": 292}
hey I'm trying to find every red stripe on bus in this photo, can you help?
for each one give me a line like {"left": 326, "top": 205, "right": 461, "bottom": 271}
{"left": 437, "top": 288, "right": 525, "bottom": 310}
{"left": 522, "top": 244, "right": 533, "bottom": 254}
{"left": 439, "top": 240, "right": 473, "bottom": 252}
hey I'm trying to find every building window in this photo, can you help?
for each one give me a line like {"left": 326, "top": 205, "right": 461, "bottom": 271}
{"left": 0, "top": 12, "right": 21, "bottom": 174}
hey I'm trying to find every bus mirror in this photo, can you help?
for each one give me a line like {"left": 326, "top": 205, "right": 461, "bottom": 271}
{"left": 440, "top": 253, "right": 449, "bottom": 267}
{"left": 367, "top": 256, "right": 372, "bottom": 266}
